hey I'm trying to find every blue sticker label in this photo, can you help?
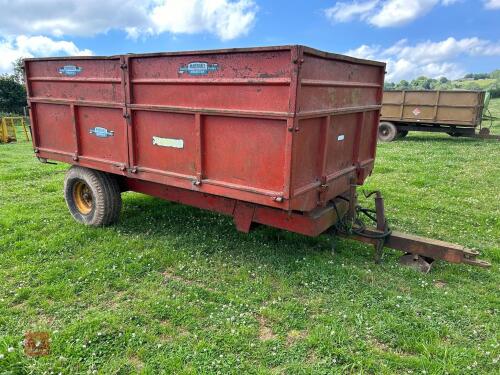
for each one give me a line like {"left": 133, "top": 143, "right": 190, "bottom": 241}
{"left": 179, "top": 62, "right": 218, "bottom": 76}
{"left": 89, "top": 127, "right": 114, "bottom": 138}
{"left": 58, "top": 65, "right": 83, "bottom": 76}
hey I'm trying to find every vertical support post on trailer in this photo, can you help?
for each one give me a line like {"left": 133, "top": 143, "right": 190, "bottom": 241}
{"left": 193, "top": 112, "right": 203, "bottom": 186}
{"left": 24, "top": 59, "right": 39, "bottom": 152}
{"left": 433, "top": 91, "right": 441, "bottom": 122}
{"left": 70, "top": 104, "right": 79, "bottom": 161}
{"left": 121, "top": 55, "right": 134, "bottom": 173}
{"left": 318, "top": 115, "right": 331, "bottom": 206}
{"left": 399, "top": 91, "right": 406, "bottom": 120}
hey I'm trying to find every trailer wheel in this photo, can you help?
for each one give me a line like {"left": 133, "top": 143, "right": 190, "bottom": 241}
{"left": 378, "top": 122, "right": 398, "bottom": 142}
{"left": 64, "top": 166, "right": 122, "bottom": 226}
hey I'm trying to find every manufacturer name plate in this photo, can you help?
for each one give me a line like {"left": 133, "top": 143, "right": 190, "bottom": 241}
{"left": 337, "top": 134, "right": 345, "bottom": 141}
{"left": 90, "top": 126, "right": 114, "bottom": 138}
{"left": 58, "top": 65, "right": 83, "bottom": 76}
{"left": 178, "top": 61, "right": 218, "bottom": 76}
{"left": 152, "top": 136, "right": 184, "bottom": 149}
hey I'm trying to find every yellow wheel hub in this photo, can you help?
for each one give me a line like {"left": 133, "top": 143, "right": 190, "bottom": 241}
{"left": 73, "top": 181, "right": 93, "bottom": 214}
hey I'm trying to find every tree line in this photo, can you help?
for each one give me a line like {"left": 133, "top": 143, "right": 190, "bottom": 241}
{"left": 0, "top": 58, "right": 26, "bottom": 115}
{"left": 384, "top": 70, "right": 500, "bottom": 97}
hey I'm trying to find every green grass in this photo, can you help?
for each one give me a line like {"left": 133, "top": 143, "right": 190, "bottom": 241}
{"left": 1, "top": 101, "right": 499, "bottom": 374}
{"left": 454, "top": 78, "right": 498, "bottom": 90}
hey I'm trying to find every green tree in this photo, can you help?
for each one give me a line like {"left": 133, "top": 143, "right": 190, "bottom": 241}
{"left": 384, "top": 82, "right": 396, "bottom": 90}
{"left": 12, "top": 58, "right": 26, "bottom": 84}
{"left": 411, "top": 76, "right": 433, "bottom": 90}
{"left": 490, "top": 70, "right": 500, "bottom": 80}
{"left": 396, "top": 80, "right": 410, "bottom": 89}
{"left": 0, "top": 74, "right": 27, "bottom": 114}
{"left": 0, "top": 58, "right": 27, "bottom": 114}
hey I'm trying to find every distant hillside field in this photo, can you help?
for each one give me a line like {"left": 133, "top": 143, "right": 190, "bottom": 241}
{"left": 385, "top": 70, "right": 500, "bottom": 97}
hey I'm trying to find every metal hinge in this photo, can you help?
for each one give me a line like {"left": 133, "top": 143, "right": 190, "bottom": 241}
{"left": 319, "top": 176, "right": 328, "bottom": 191}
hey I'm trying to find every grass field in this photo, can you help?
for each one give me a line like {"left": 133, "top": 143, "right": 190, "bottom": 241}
{"left": 453, "top": 78, "right": 498, "bottom": 90}
{"left": 0, "top": 100, "right": 499, "bottom": 374}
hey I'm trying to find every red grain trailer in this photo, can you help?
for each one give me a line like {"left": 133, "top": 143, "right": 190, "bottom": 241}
{"left": 24, "top": 46, "right": 489, "bottom": 270}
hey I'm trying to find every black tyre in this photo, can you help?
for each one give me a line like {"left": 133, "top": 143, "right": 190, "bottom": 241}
{"left": 378, "top": 122, "right": 398, "bottom": 142}
{"left": 64, "top": 166, "right": 122, "bottom": 226}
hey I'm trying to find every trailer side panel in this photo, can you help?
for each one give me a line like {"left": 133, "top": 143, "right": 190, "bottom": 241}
{"left": 381, "top": 90, "right": 485, "bottom": 127}
{"left": 26, "top": 46, "right": 385, "bottom": 213}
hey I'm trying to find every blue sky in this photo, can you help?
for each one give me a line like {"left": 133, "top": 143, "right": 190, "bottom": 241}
{"left": 0, "top": 1, "right": 499, "bottom": 81}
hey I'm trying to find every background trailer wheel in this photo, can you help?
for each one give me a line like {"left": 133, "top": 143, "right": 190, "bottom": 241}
{"left": 378, "top": 121, "right": 398, "bottom": 142}
{"left": 64, "top": 166, "right": 122, "bottom": 226}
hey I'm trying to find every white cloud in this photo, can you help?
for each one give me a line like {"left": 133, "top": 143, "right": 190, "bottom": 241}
{"left": 149, "top": 0, "right": 257, "bottom": 41}
{"left": 0, "top": 0, "right": 257, "bottom": 41}
{"left": 0, "top": 0, "right": 149, "bottom": 37}
{"left": 325, "top": 1, "right": 378, "bottom": 22}
{"left": 0, "top": 35, "right": 92, "bottom": 74}
{"left": 325, "top": 0, "right": 457, "bottom": 27}
{"left": 346, "top": 37, "right": 500, "bottom": 81}
{"left": 484, "top": 0, "right": 500, "bottom": 9}
{"left": 370, "top": 0, "right": 439, "bottom": 27}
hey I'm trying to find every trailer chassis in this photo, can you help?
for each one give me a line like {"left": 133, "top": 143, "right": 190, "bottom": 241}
{"left": 124, "top": 177, "right": 490, "bottom": 272}
{"left": 395, "top": 122, "right": 500, "bottom": 140}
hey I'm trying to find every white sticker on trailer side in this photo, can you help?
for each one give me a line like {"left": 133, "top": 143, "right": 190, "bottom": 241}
{"left": 152, "top": 136, "right": 184, "bottom": 149}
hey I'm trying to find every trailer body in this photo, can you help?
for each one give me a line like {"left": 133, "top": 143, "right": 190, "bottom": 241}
{"left": 25, "top": 45, "right": 384, "bottom": 215}
{"left": 379, "top": 90, "right": 488, "bottom": 141}
{"left": 24, "top": 46, "right": 491, "bottom": 270}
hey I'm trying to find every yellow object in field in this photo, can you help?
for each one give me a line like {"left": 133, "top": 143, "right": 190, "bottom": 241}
{"left": 0, "top": 117, "right": 30, "bottom": 143}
